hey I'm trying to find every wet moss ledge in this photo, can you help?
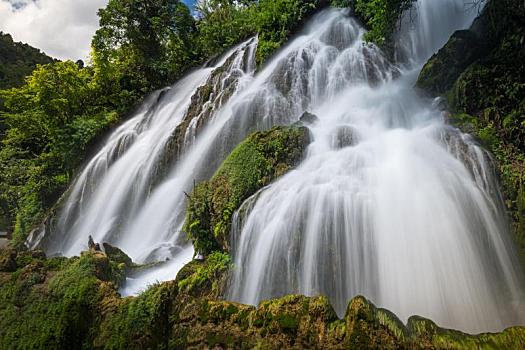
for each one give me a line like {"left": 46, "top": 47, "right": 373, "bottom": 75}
{"left": 416, "top": 0, "right": 525, "bottom": 255}
{"left": 184, "top": 125, "right": 311, "bottom": 255}
{"left": 1, "top": 244, "right": 524, "bottom": 349}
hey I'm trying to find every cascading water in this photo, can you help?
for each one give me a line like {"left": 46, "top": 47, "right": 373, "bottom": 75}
{"left": 30, "top": 0, "right": 524, "bottom": 332}
{"left": 227, "top": 1, "right": 525, "bottom": 333}
{"left": 28, "top": 37, "right": 262, "bottom": 293}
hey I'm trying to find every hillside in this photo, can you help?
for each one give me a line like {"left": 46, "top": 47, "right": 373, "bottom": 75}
{"left": 0, "top": 32, "right": 56, "bottom": 90}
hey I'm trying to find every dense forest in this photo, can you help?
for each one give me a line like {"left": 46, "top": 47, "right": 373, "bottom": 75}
{"left": 0, "top": 0, "right": 524, "bottom": 348}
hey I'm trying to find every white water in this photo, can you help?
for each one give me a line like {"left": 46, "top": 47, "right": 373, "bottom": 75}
{"left": 30, "top": 38, "right": 261, "bottom": 293}
{"left": 227, "top": 1, "right": 525, "bottom": 333}
{"left": 32, "top": 0, "right": 524, "bottom": 331}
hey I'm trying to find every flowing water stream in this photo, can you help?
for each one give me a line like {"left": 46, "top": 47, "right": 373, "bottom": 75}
{"left": 31, "top": 0, "right": 524, "bottom": 332}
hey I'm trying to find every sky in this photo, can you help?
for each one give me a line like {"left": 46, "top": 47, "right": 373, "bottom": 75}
{"left": 0, "top": 0, "right": 197, "bottom": 61}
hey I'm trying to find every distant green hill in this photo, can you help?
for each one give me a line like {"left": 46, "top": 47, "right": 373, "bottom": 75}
{"left": 0, "top": 32, "right": 56, "bottom": 90}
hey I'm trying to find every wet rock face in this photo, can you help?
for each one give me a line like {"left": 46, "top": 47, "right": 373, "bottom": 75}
{"left": 153, "top": 40, "right": 256, "bottom": 190}
{"left": 416, "top": 29, "right": 485, "bottom": 96}
{"left": 415, "top": 0, "right": 525, "bottom": 254}
{"left": 299, "top": 111, "right": 319, "bottom": 125}
{"left": 271, "top": 50, "right": 312, "bottom": 97}
{"left": 332, "top": 125, "right": 357, "bottom": 149}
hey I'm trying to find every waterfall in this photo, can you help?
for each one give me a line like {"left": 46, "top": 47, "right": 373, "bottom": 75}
{"left": 227, "top": 2, "right": 525, "bottom": 333}
{"left": 29, "top": 37, "right": 261, "bottom": 292}
{"left": 30, "top": 0, "right": 524, "bottom": 332}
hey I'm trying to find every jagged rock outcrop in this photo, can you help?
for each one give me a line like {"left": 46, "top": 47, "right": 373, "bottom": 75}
{"left": 103, "top": 242, "right": 133, "bottom": 269}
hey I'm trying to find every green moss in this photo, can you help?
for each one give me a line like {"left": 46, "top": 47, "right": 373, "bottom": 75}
{"left": 177, "top": 252, "right": 231, "bottom": 296}
{"left": 102, "top": 242, "right": 133, "bottom": 269}
{"left": 184, "top": 126, "right": 310, "bottom": 255}
{"left": 0, "top": 250, "right": 124, "bottom": 349}
{"left": 94, "top": 282, "right": 175, "bottom": 349}
{"left": 1, "top": 244, "right": 524, "bottom": 349}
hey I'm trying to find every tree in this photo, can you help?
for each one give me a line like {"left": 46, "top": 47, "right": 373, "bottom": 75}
{"left": 92, "top": 0, "right": 197, "bottom": 93}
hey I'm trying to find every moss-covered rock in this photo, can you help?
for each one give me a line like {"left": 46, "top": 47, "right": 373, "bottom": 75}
{"left": 417, "top": 30, "right": 485, "bottom": 96}
{"left": 103, "top": 242, "right": 133, "bottom": 270}
{"left": 1, "top": 243, "right": 524, "bottom": 349}
{"left": 177, "top": 251, "right": 231, "bottom": 299}
{"left": 94, "top": 281, "right": 176, "bottom": 349}
{"left": 184, "top": 126, "right": 311, "bottom": 255}
{"left": 0, "top": 245, "right": 17, "bottom": 272}
{"left": 0, "top": 247, "right": 124, "bottom": 349}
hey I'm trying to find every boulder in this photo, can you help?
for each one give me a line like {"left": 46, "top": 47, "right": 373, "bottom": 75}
{"left": 103, "top": 242, "right": 133, "bottom": 268}
{"left": 298, "top": 111, "right": 319, "bottom": 125}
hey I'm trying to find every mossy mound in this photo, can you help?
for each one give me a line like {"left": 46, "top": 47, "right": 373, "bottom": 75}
{"left": 0, "top": 245, "right": 124, "bottom": 349}
{"left": 177, "top": 251, "right": 231, "bottom": 299}
{"left": 416, "top": 0, "right": 525, "bottom": 255}
{"left": 184, "top": 126, "right": 311, "bottom": 255}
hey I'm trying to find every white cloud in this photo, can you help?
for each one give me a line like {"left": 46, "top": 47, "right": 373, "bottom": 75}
{"left": 0, "top": 0, "right": 109, "bottom": 60}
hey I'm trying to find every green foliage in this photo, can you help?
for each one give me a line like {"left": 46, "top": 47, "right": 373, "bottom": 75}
{"left": 195, "top": 0, "right": 325, "bottom": 66}
{"left": 184, "top": 126, "right": 310, "bottom": 254}
{"left": 253, "top": 0, "right": 321, "bottom": 64}
{"left": 330, "top": 0, "right": 351, "bottom": 7}
{"left": 195, "top": 0, "right": 256, "bottom": 59}
{"left": 0, "top": 62, "right": 119, "bottom": 242}
{"left": 0, "top": 0, "right": 328, "bottom": 239}
{"left": 93, "top": 0, "right": 197, "bottom": 95}
{"left": 354, "top": 0, "right": 415, "bottom": 48}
